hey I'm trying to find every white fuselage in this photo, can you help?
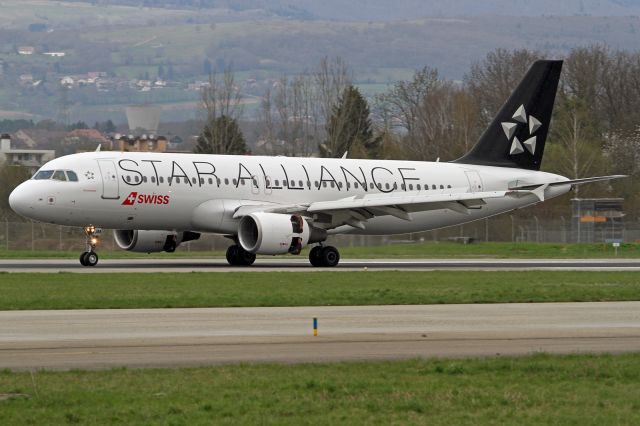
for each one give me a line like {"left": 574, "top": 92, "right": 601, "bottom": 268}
{"left": 9, "top": 151, "right": 571, "bottom": 235}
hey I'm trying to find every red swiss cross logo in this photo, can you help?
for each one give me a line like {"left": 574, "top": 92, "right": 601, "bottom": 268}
{"left": 121, "top": 192, "right": 138, "bottom": 206}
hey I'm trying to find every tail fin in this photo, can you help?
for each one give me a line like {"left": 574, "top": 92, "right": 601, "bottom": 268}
{"left": 454, "top": 60, "right": 563, "bottom": 171}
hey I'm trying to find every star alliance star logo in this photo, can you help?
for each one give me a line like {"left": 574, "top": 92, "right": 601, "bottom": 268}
{"left": 501, "top": 104, "right": 542, "bottom": 156}
{"left": 84, "top": 171, "right": 95, "bottom": 180}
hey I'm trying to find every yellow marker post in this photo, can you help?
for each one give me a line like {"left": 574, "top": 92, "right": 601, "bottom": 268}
{"left": 313, "top": 317, "right": 318, "bottom": 337}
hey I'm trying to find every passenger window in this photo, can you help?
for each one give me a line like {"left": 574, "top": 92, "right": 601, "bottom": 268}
{"left": 208, "top": 178, "right": 212, "bottom": 184}
{"left": 192, "top": 178, "right": 196, "bottom": 184}
{"left": 224, "top": 178, "right": 229, "bottom": 185}
{"left": 126, "top": 176, "right": 131, "bottom": 183}
{"left": 33, "top": 170, "right": 54, "bottom": 180}
{"left": 440, "top": 185, "right": 444, "bottom": 189}
{"left": 66, "top": 171, "right": 79, "bottom": 182}
{"left": 354, "top": 182, "right": 358, "bottom": 189}
{"left": 275, "top": 180, "right": 279, "bottom": 186}
{"left": 409, "top": 184, "right": 413, "bottom": 190}
{"left": 217, "top": 178, "right": 221, "bottom": 185}
{"left": 447, "top": 185, "right": 452, "bottom": 189}
{"left": 159, "top": 177, "right": 164, "bottom": 183}
{"left": 151, "top": 176, "right": 156, "bottom": 183}
{"left": 417, "top": 184, "right": 421, "bottom": 190}
{"left": 298, "top": 180, "right": 303, "bottom": 187}
{"left": 52, "top": 170, "right": 67, "bottom": 181}
{"left": 201, "top": 178, "right": 205, "bottom": 185}
{"left": 432, "top": 185, "right": 436, "bottom": 190}
{"left": 175, "top": 177, "right": 180, "bottom": 184}
{"left": 385, "top": 183, "right": 390, "bottom": 190}
{"left": 370, "top": 183, "right": 374, "bottom": 189}
{"left": 401, "top": 184, "right": 406, "bottom": 190}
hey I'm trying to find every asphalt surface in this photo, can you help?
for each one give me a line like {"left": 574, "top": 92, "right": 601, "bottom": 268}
{"left": 2, "top": 302, "right": 640, "bottom": 370}
{"left": 2, "top": 258, "right": 640, "bottom": 272}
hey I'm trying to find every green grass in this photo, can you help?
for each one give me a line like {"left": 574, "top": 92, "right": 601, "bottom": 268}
{"left": 1, "top": 242, "right": 638, "bottom": 259}
{"left": 1, "top": 271, "right": 639, "bottom": 310}
{"left": 1, "top": 354, "right": 640, "bottom": 424}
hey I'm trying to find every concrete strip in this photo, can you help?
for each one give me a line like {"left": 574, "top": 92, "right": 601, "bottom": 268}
{"left": 1, "top": 302, "right": 640, "bottom": 370}
{"left": 1, "top": 258, "right": 640, "bottom": 273}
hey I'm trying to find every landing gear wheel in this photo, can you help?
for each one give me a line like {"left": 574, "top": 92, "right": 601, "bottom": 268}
{"left": 237, "top": 249, "right": 256, "bottom": 266}
{"left": 319, "top": 246, "right": 340, "bottom": 267}
{"left": 309, "top": 246, "right": 323, "bottom": 267}
{"left": 226, "top": 245, "right": 240, "bottom": 266}
{"left": 226, "top": 245, "right": 256, "bottom": 266}
{"left": 85, "top": 251, "right": 99, "bottom": 266}
{"left": 80, "top": 251, "right": 98, "bottom": 267}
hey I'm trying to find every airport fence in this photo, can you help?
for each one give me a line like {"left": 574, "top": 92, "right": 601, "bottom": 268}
{"left": 1, "top": 216, "right": 640, "bottom": 253}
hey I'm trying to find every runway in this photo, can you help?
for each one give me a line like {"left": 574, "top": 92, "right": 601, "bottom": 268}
{"left": 2, "top": 258, "right": 640, "bottom": 272}
{"left": 2, "top": 302, "right": 640, "bottom": 370}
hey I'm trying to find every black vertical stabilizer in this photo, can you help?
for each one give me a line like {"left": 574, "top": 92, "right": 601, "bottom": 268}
{"left": 454, "top": 60, "right": 563, "bottom": 170}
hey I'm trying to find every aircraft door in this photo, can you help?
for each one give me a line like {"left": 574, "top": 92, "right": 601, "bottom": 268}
{"left": 465, "top": 171, "right": 483, "bottom": 193}
{"left": 97, "top": 159, "right": 120, "bottom": 199}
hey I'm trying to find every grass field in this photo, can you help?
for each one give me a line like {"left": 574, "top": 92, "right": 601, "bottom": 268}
{"left": 1, "top": 354, "right": 639, "bottom": 424}
{"left": 1, "top": 241, "right": 638, "bottom": 259}
{"left": 1, "top": 271, "right": 639, "bottom": 310}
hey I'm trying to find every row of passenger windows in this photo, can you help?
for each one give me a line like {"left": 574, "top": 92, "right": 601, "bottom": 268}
{"left": 124, "top": 174, "right": 453, "bottom": 191}
{"left": 33, "top": 170, "right": 79, "bottom": 182}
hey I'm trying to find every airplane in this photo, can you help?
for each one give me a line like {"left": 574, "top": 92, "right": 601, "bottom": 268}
{"left": 8, "top": 60, "right": 624, "bottom": 267}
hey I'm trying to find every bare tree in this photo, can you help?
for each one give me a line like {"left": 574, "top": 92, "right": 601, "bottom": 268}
{"left": 546, "top": 93, "right": 608, "bottom": 196}
{"left": 314, "top": 56, "right": 352, "bottom": 128}
{"left": 195, "top": 68, "right": 247, "bottom": 154}
{"left": 466, "top": 48, "right": 543, "bottom": 124}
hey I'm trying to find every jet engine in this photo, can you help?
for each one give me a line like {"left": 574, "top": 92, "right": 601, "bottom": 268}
{"left": 238, "top": 213, "right": 326, "bottom": 255}
{"left": 114, "top": 230, "right": 200, "bottom": 253}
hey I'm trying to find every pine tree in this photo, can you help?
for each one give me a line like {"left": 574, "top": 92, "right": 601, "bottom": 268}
{"left": 195, "top": 115, "right": 248, "bottom": 155}
{"left": 321, "top": 85, "right": 380, "bottom": 158}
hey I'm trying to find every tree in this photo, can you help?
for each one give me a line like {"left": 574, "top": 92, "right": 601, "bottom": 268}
{"left": 545, "top": 93, "right": 608, "bottom": 197}
{"left": 0, "top": 163, "right": 30, "bottom": 219}
{"left": 375, "top": 66, "right": 479, "bottom": 161}
{"left": 195, "top": 115, "right": 248, "bottom": 155}
{"left": 321, "top": 85, "right": 379, "bottom": 158}
{"left": 195, "top": 68, "right": 247, "bottom": 155}
{"left": 465, "top": 48, "right": 543, "bottom": 124}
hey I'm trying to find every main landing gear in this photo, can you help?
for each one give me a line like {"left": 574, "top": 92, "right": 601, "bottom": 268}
{"left": 226, "top": 245, "right": 256, "bottom": 266}
{"left": 309, "top": 245, "right": 340, "bottom": 267}
{"left": 79, "top": 225, "right": 101, "bottom": 267}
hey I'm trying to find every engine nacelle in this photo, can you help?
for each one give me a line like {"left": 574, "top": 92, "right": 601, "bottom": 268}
{"left": 114, "top": 230, "right": 200, "bottom": 253}
{"left": 238, "top": 213, "right": 326, "bottom": 255}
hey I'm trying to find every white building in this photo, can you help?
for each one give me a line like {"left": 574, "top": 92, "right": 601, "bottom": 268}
{"left": 0, "top": 134, "right": 55, "bottom": 174}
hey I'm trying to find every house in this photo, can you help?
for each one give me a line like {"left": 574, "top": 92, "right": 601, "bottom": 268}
{"left": 115, "top": 134, "right": 168, "bottom": 153}
{"left": 19, "top": 74, "right": 33, "bottom": 85}
{"left": 0, "top": 134, "right": 55, "bottom": 174}
{"left": 17, "top": 46, "right": 35, "bottom": 55}
{"left": 60, "top": 76, "right": 74, "bottom": 87}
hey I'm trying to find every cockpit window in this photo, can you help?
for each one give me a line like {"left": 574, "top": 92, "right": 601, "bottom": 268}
{"left": 52, "top": 170, "right": 67, "bottom": 181}
{"left": 33, "top": 170, "right": 54, "bottom": 180}
{"left": 66, "top": 171, "right": 78, "bottom": 182}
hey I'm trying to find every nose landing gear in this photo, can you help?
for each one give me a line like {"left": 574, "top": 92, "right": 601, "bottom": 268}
{"left": 80, "top": 225, "right": 101, "bottom": 267}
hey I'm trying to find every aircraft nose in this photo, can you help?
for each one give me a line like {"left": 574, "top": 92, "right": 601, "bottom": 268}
{"left": 9, "top": 183, "right": 33, "bottom": 217}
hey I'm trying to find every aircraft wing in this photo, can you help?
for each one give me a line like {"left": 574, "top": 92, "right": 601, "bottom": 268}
{"left": 233, "top": 191, "right": 510, "bottom": 230}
